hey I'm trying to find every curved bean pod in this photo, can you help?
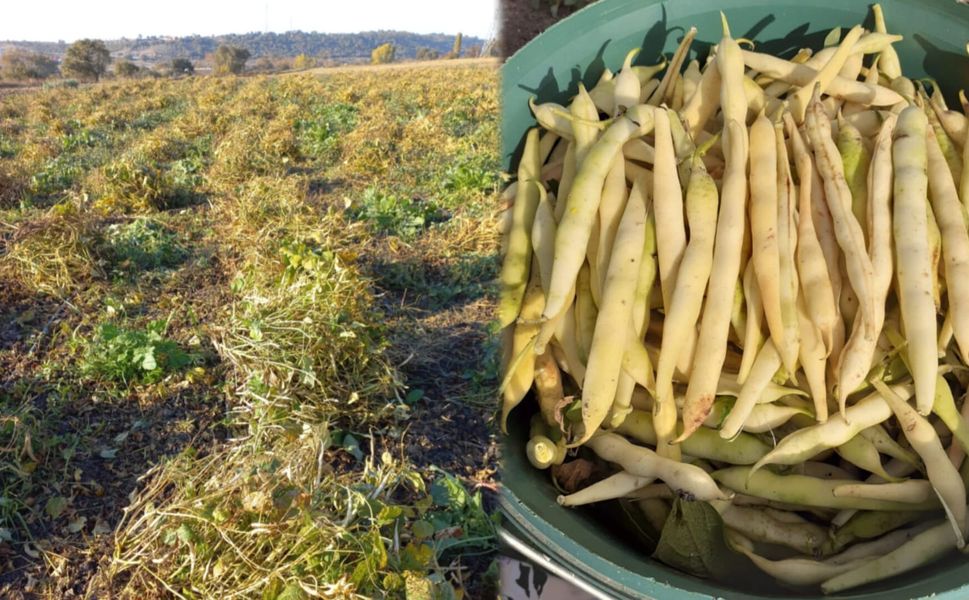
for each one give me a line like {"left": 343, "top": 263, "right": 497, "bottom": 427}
{"left": 615, "top": 409, "right": 770, "bottom": 465}
{"left": 822, "top": 520, "right": 957, "bottom": 593}
{"left": 587, "top": 433, "right": 730, "bottom": 501}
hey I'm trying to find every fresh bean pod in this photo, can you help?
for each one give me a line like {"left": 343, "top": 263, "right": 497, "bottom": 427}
{"left": 713, "top": 467, "right": 939, "bottom": 511}
{"left": 544, "top": 106, "right": 654, "bottom": 321}
{"left": 893, "top": 107, "right": 938, "bottom": 415}
{"left": 679, "top": 25, "right": 749, "bottom": 438}
{"left": 822, "top": 520, "right": 957, "bottom": 593}
{"left": 587, "top": 433, "right": 730, "bottom": 501}
{"left": 616, "top": 409, "right": 770, "bottom": 465}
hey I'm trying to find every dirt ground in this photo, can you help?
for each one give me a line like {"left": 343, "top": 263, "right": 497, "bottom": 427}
{"left": 499, "top": 0, "right": 590, "bottom": 58}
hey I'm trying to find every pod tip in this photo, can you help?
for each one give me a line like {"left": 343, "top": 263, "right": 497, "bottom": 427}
{"left": 720, "top": 12, "right": 731, "bottom": 38}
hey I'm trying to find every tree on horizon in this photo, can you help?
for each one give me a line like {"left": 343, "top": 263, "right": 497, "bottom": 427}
{"left": 370, "top": 43, "right": 395, "bottom": 65}
{"left": 0, "top": 49, "right": 58, "bottom": 80}
{"left": 61, "top": 39, "right": 111, "bottom": 81}
{"left": 114, "top": 59, "right": 140, "bottom": 78}
{"left": 448, "top": 32, "right": 462, "bottom": 59}
{"left": 213, "top": 45, "right": 250, "bottom": 75}
{"left": 171, "top": 58, "right": 194, "bottom": 76}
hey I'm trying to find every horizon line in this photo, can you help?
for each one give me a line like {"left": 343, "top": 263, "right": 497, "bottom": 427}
{"left": 0, "top": 28, "right": 493, "bottom": 46}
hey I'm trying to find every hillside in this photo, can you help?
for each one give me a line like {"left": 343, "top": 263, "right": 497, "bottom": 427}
{"left": 0, "top": 30, "right": 489, "bottom": 65}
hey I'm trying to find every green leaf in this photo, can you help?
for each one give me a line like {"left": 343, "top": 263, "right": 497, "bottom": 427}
{"left": 162, "top": 527, "right": 178, "bottom": 545}
{"left": 298, "top": 355, "right": 317, "bottom": 386}
{"left": 383, "top": 572, "right": 405, "bottom": 591}
{"left": 652, "top": 497, "right": 732, "bottom": 580}
{"left": 262, "top": 580, "right": 282, "bottom": 600}
{"left": 45, "top": 496, "right": 68, "bottom": 519}
{"left": 341, "top": 433, "right": 363, "bottom": 461}
{"left": 614, "top": 498, "right": 663, "bottom": 553}
{"left": 412, "top": 519, "right": 435, "bottom": 540}
{"left": 405, "top": 388, "right": 424, "bottom": 404}
{"left": 709, "top": 396, "right": 735, "bottom": 428}
{"left": 147, "top": 319, "right": 168, "bottom": 336}
{"left": 401, "top": 542, "right": 435, "bottom": 571}
{"left": 433, "top": 580, "right": 459, "bottom": 600}
{"left": 377, "top": 504, "right": 404, "bottom": 525}
{"left": 372, "top": 528, "right": 389, "bottom": 569}
{"left": 430, "top": 473, "right": 468, "bottom": 510}
{"left": 177, "top": 522, "right": 198, "bottom": 545}
{"left": 564, "top": 399, "right": 583, "bottom": 423}
{"left": 275, "top": 583, "right": 307, "bottom": 600}
{"left": 248, "top": 320, "right": 263, "bottom": 341}
{"left": 350, "top": 551, "right": 372, "bottom": 586}
{"left": 415, "top": 494, "right": 433, "bottom": 514}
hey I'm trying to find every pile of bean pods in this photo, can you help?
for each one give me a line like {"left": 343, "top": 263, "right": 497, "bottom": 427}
{"left": 499, "top": 4, "right": 969, "bottom": 593}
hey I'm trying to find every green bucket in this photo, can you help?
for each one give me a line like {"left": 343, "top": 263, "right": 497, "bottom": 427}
{"left": 499, "top": 1, "right": 969, "bottom": 597}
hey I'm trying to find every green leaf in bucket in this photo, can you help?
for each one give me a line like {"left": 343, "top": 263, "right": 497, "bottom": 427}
{"left": 653, "top": 497, "right": 732, "bottom": 579}
{"left": 618, "top": 498, "right": 663, "bottom": 552}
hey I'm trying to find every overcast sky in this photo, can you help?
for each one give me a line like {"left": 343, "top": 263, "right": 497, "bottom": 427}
{"left": 0, "top": 0, "right": 498, "bottom": 42}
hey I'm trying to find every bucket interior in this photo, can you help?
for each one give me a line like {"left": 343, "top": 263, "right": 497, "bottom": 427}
{"left": 500, "top": 1, "right": 969, "bottom": 597}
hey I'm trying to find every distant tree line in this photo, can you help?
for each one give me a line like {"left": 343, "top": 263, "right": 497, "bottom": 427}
{"left": 0, "top": 30, "right": 491, "bottom": 82}
{"left": 2, "top": 30, "right": 489, "bottom": 65}
{"left": 0, "top": 39, "right": 246, "bottom": 81}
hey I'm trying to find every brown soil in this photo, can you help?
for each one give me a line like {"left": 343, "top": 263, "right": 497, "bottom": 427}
{"left": 499, "top": 0, "right": 588, "bottom": 58}
{"left": 0, "top": 224, "right": 232, "bottom": 598}
{"left": 360, "top": 215, "right": 502, "bottom": 595}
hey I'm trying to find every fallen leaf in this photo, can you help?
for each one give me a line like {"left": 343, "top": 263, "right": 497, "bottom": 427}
{"left": 92, "top": 518, "right": 111, "bottom": 535}
{"left": 67, "top": 516, "right": 87, "bottom": 533}
{"left": 45, "top": 496, "right": 68, "bottom": 519}
{"left": 551, "top": 459, "right": 597, "bottom": 493}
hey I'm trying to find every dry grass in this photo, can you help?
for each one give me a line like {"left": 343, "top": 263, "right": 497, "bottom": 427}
{"left": 214, "top": 218, "right": 402, "bottom": 420}
{"left": 103, "top": 421, "right": 494, "bottom": 599}
{"left": 1, "top": 204, "right": 102, "bottom": 297}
